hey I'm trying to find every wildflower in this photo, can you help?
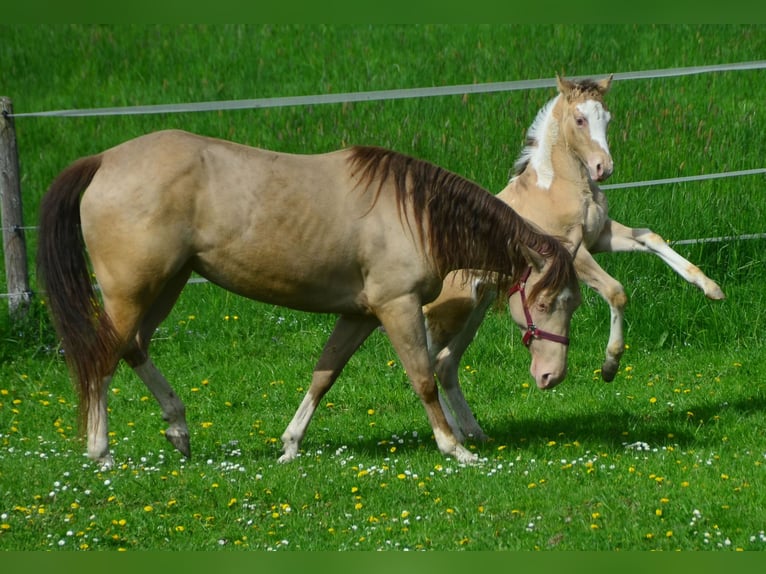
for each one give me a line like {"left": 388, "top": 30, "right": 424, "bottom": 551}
{"left": 143, "top": 505, "right": 153, "bottom": 512}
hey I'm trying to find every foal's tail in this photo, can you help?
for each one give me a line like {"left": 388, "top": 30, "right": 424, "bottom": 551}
{"left": 37, "top": 155, "right": 122, "bottom": 429}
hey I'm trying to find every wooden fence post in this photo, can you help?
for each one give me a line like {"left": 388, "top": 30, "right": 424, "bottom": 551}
{"left": 0, "top": 97, "right": 31, "bottom": 321}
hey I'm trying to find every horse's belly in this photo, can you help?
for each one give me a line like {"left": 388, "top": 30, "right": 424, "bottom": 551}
{"left": 193, "top": 251, "right": 369, "bottom": 314}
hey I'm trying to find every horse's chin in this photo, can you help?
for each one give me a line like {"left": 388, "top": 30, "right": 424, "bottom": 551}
{"left": 529, "top": 360, "right": 567, "bottom": 390}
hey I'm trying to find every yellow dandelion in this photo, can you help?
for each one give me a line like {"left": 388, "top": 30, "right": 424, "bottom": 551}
{"left": 143, "top": 505, "right": 153, "bottom": 512}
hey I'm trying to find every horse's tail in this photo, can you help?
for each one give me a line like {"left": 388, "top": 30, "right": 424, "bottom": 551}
{"left": 37, "top": 155, "right": 122, "bottom": 429}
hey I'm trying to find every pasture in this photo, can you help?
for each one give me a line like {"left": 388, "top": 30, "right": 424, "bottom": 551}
{"left": 1, "top": 24, "right": 765, "bottom": 551}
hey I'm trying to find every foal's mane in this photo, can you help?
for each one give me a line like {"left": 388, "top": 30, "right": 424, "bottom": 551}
{"left": 348, "top": 146, "right": 575, "bottom": 301}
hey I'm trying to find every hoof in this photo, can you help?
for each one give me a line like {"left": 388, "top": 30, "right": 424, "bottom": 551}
{"left": 452, "top": 444, "right": 479, "bottom": 465}
{"left": 601, "top": 361, "right": 619, "bottom": 383}
{"left": 706, "top": 285, "right": 725, "bottom": 300}
{"left": 165, "top": 429, "right": 191, "bottom": 458}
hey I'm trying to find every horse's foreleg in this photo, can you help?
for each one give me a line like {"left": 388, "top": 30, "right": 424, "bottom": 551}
{"left": 574, "top": 248, "right": 626, "bottom": 382}
{"left": 279, "top": 314, "right": 379, "bottom": 463}
{"left": 380, "top": 296, "right": 478, "bottom": 465}
{"left": 594, "top": 219, "right": 725, "bottom": 300}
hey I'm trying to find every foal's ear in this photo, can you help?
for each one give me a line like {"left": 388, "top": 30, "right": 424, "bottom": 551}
{"left": 597, "top": 74, "right": 614, "bottom": 94}
{"left": 555, "top": 74, "right": 575, "bottom": 95}
{"left": 520, "top": 244, "right": 546, "bottom": 273}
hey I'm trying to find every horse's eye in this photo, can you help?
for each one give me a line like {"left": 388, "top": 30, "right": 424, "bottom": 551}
{"left": 575, "top": 116, "right": 586, "bottom": 127}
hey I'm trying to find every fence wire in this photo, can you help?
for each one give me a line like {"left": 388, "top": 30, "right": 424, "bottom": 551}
{"left": 3, "top": 61, "right": 765, "bottom": 299}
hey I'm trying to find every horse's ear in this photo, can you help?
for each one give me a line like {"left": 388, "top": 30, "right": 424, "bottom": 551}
{"left": 597, "top": 74, "right": 614, "bottom": 94}
{"left": 520, "top": 244, "right": 545, "bottom": 273}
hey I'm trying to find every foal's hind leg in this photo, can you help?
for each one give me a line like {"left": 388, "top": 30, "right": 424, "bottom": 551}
{"left": 279, "top": 314, "right": 380, "bottom": 463}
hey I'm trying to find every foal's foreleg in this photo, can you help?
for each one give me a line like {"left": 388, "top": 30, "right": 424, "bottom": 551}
{"left": 574, "top": 248, "right": 626, "bottom": 382}
{"left": 593, "top": 220, "right": 725, "bottom": 300}
{"left": 279, "top": 315, "right": 379, "bottom": 463}
{"left": 428, "top": 287, "right": 495, "bottom": 441}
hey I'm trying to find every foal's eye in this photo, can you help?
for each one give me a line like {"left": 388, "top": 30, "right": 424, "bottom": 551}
{"left": 575, "top": 116, "right": 586, "bottom": 127}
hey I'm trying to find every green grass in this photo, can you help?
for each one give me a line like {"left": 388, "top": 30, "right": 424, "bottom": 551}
{"left": 1, "top": 24, "right": 766, "bottom": 551}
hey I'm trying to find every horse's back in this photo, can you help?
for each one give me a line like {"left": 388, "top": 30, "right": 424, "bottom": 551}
{"left": 79, "top": 130, "right": 428, "bottom": 314}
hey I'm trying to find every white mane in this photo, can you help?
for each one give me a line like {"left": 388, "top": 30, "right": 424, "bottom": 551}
{"left": 511, "top": 94, "right": 560, "bottom": 190}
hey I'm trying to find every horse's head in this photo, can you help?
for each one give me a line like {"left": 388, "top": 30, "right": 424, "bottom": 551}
{"left": 556, "top": 74, "right": 614, "bottom": 182}
{"left": 508, "top": 245, "right": 581, "bottom": 390}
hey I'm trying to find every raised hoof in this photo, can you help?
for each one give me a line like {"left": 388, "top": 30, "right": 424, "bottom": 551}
{"left": 706, "top": 285, "right": 725, "bottom": 301}
{"left": 601, "top": 361, "right": 619, "bottom": 383}
{"left": 165, "top": 430, "right": 191, "bottom": 458}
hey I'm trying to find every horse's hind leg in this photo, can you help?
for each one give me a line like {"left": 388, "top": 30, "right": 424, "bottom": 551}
{"left": 122, "top": 269, "right": 193, "bottom": 458}
{"left": 279, "top": 314, "right": 380, "bottom": 463}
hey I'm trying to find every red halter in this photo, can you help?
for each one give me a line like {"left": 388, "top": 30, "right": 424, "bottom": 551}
{"left": 508, "top": 267, "right": 570, "bottom": 347}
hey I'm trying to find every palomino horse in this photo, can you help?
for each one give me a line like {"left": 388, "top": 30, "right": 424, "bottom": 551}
{"left": 37, "top": 130, "right": 580, "bottom": 467}
{"left": 425, "top": 75, "right": 725, "bottom": 441}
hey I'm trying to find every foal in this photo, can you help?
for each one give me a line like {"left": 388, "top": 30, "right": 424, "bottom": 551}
{"left": 425, "top": 75, "right": 725, "bottom": 440}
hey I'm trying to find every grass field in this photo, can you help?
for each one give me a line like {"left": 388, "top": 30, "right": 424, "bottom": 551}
{"left": 1, "top": 24, "right": 765, "bottom": 551}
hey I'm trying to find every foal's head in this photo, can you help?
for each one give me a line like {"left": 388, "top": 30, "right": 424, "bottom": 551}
{"left": 555, "top": 74, "right": 614, "bottom": 182}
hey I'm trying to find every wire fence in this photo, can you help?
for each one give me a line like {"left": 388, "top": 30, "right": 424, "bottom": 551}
{"left": 2, "top": 60, "right": 765, "bottom": 300}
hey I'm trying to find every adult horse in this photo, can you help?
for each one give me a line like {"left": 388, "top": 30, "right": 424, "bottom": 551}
{"left": 37, "top": 130, "right": 580, "bottom": 467}
{"left": 425, "top": 75, "right": 725, "bottom": 441}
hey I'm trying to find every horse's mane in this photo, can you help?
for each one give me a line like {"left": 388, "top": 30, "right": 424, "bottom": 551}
{"left": 348, "top": 146, "right": 575, "bottom": 302}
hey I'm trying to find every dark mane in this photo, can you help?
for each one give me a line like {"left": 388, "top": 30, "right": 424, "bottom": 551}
{"left": 348, "top": 146, "right": 575, "bottom": 301}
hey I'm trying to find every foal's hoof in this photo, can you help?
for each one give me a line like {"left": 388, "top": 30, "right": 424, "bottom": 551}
{"left": 706, "top": 284, "right": 725, "bottom": 300}
{"left": 166, "top": 430, "right": 191, "bottom": 458}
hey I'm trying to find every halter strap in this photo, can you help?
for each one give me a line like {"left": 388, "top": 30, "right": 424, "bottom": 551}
{"left": 508, "top": 267, "right": 570, "bottom": 347}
